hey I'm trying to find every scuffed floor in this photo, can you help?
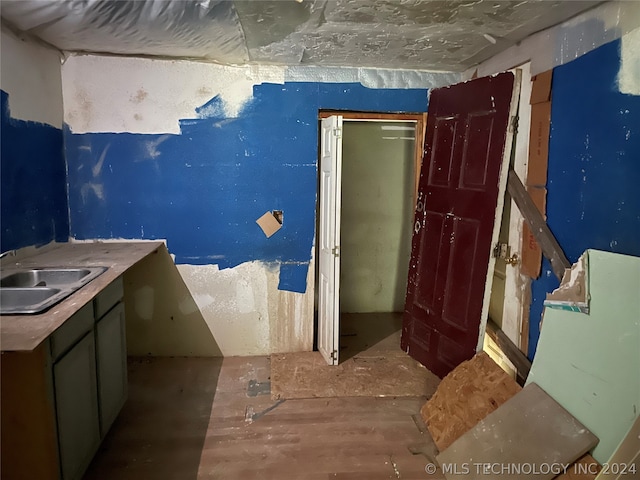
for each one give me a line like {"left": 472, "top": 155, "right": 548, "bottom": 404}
{"left": 271, "top": 313, "right": 440, "bottom": 400}
{"left": 84, "top": 353, "right": 444, "bottom": 479}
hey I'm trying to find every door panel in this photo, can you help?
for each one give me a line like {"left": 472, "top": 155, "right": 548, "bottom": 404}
{"left": 402, "top": 72, "right": 519, "bottom": 378}
{"left": 318, "top": 115, "right": 343, "bottom": 365}
{"left": 441, "top": 217, "right": 480, "bottom": 329}
{"left": 427, "top": 116, "right": 458, "bottom": 187}
{"left": 460, "top": 113, "right": 495, "bottom": 189}
{"left": 412, "top": 211, "right": 445, "bottom": 314}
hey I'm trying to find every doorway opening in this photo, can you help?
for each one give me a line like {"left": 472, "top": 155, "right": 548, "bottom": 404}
{"left": 315, "top": 112, "right": 426, "bottom": 365}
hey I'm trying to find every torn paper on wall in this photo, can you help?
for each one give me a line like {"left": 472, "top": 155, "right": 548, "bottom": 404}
{"left": 256, "top": 211, "right": 282, "bottom": 238}
{"left": 544, "top": 250, "right": 590, "bottom": 314}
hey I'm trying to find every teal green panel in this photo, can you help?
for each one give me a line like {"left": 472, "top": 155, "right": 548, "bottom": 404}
{"left": 527, "top": 249, "right": 640, "bottom": 464}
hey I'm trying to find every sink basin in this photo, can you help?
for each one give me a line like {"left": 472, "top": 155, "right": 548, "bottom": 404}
{"left": 0, "top": 287, "right": 64, "bottom": 314}
{"left": 1, "top": 268, "right": 95, "bottom": 288}
{"left": 0, "top": 267, "right": 107, "bottom": 314}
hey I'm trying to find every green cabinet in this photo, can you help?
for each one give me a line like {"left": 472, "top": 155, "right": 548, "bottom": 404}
{"left": 96, "top": 301, "right": 127, "bottom": 435}
{"left": 53, "top": 330, "right": 101, "bottom": 480}
{"left": 52, "top": 276, "right": 126, "bottom": 480}
{"left": 1, "top": 275, "right": 127, "bottom": 480}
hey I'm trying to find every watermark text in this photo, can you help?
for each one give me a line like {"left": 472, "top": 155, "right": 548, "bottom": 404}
{"left": 424, "top": 462, "right": 637, "bottom": 476}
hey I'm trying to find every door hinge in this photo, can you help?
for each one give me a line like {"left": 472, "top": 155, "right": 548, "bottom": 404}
{"left": 332, "top": 246, "right": 340, "bottom": 258}
{"left": 493, "top": 242, "right": 510, "bottom": 259}
{"left": 333, "top": 127, "right": 342, "bottom": 138}
{"left": 509, "top": 115, "right": 519, "bottom": 133}
{"left": 330, "top": 350, "right": 338, "bottom": 361}
{"left": 493, "top": 242, "right": 519, "bottom": 265}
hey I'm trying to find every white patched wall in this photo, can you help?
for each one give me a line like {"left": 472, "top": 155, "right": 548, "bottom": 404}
{"left": 1, "top": 27, "right": 63, "bottom": 127}
{"left": 59, "top": 0, "right": 639, "bottom": 356}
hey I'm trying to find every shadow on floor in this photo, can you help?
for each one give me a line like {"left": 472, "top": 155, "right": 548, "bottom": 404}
{"left": 84, "top": 357, "right": 223, "bottom": 480}
{"left": 339, "top": 311, "right": 404, "bottom": 362}
{"left": 84, "top": 355, "right": 441, "bottom": 479}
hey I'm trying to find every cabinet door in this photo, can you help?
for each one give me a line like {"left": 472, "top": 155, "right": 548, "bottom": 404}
{"left": 54, "top": 331, "right": 100, "bottom": 480}
{"left": 96, "top": 302, "right": 127, "bottom": 435}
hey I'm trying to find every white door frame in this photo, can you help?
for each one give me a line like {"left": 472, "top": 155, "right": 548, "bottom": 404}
{"left": 317, "top": 72, "right": 531, "bottom": 365}
{"left": 501, "top": 63, "right": 534, "bottom": 350}
{"left": 316, "top": 112, "right": 426, "bottom": 365}
{"left": 318, "top": 115, "right": 343, "bottom": 365}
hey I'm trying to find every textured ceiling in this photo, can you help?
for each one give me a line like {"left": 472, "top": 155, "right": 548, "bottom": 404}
{"left": 1, "top": 0, "right": 602, "bottom": 71}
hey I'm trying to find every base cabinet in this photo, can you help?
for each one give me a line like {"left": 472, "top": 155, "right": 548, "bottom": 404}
{"left": 54, "top": 331, "right": 101, "bottom": 480}
{"left": 0, "top": 276, "right": 126, "bottom": 480}
{"left": 96, "top": 301, "right": 127, "bottom": 435}
{"left": 1, "top": 345, "right": 59, "bottom": 480}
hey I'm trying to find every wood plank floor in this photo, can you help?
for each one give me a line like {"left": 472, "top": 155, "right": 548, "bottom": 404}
{"left": 84, "top": 355, "right": 444, "bottom": 480}
{"left": 271, "top": 313, "right": 440, "bottom": 399}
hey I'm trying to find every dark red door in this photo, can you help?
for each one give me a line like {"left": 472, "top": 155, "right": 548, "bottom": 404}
{"left": 401, "top": 72, "right": 517, "bottom": 378}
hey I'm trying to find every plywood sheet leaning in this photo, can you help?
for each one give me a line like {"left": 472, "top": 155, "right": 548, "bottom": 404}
{"left": 436, "top": 383, "right": 599, "bottom": 480}
{"left": 527, "top": 250, "right": 640, "bottom": 464}
{"left": 420, "top": 351, "right": 521, "bottom": 452}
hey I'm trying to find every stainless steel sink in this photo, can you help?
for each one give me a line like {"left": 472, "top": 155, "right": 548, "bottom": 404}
{"left": 0, "top": 267, "right": 107, "bottom": 314}
{"left": 0, "top": 287, "right": 65, "bottom": 314}
{"left": 1, "top": 268, "right": 96, "bottom": 288}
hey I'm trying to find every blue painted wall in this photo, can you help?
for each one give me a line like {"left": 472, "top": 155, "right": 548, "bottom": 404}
{"left": 528, "top": 39, "right": 640, "bottom": 359}
{"left": 1, "top": 90, "right": 69, "bottom": 252}
{"left": 65, "top": 82, "right": 428, "bottom": 292}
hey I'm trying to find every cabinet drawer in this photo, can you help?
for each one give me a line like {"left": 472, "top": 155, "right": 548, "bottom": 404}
{"left": 94, "top": 276, "right": 124, "bottom": 319}
{"left": 50, "top": 303, "right": 94, "bottom": 362}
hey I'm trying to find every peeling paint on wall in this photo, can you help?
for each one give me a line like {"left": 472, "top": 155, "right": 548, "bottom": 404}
{"left": 62, "top": 55, "right": 447, "bottom": 134}
{"left": 123, "top": 245, "right": 223, "bottom": 356}
{"left": 278, "top": 262, "right": 310, "bottom": 294}
{"left": 0, "top": 28, "right": 63, "bottom": 128}
{"left": 619, "top": 27, "right": 640, "bottom": 95}
{"left": 177, "top": 262, "right": 274, "bottom": 356}
{"left": 1, "top": 28, "right": 68, "bottom": 250}
{"left": 63, "top": 56, "right": 433, "bottom": 355}
{"left": 1, "top": 91, "right": 69, "bottom": 251}
{"left": 122, "top": 245, "right": 314, "bottom": 356}
{"left": 528, "top": 38, "right": 640, "bottom": 359}
{"left": 473, "top": 1, "right": 640, "bottom": 78}
{"left": 63, "top": 58, "right": 429, "bottom": 296}
{"left": 62, "top": 56, "right": 286, "bottom": 134}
